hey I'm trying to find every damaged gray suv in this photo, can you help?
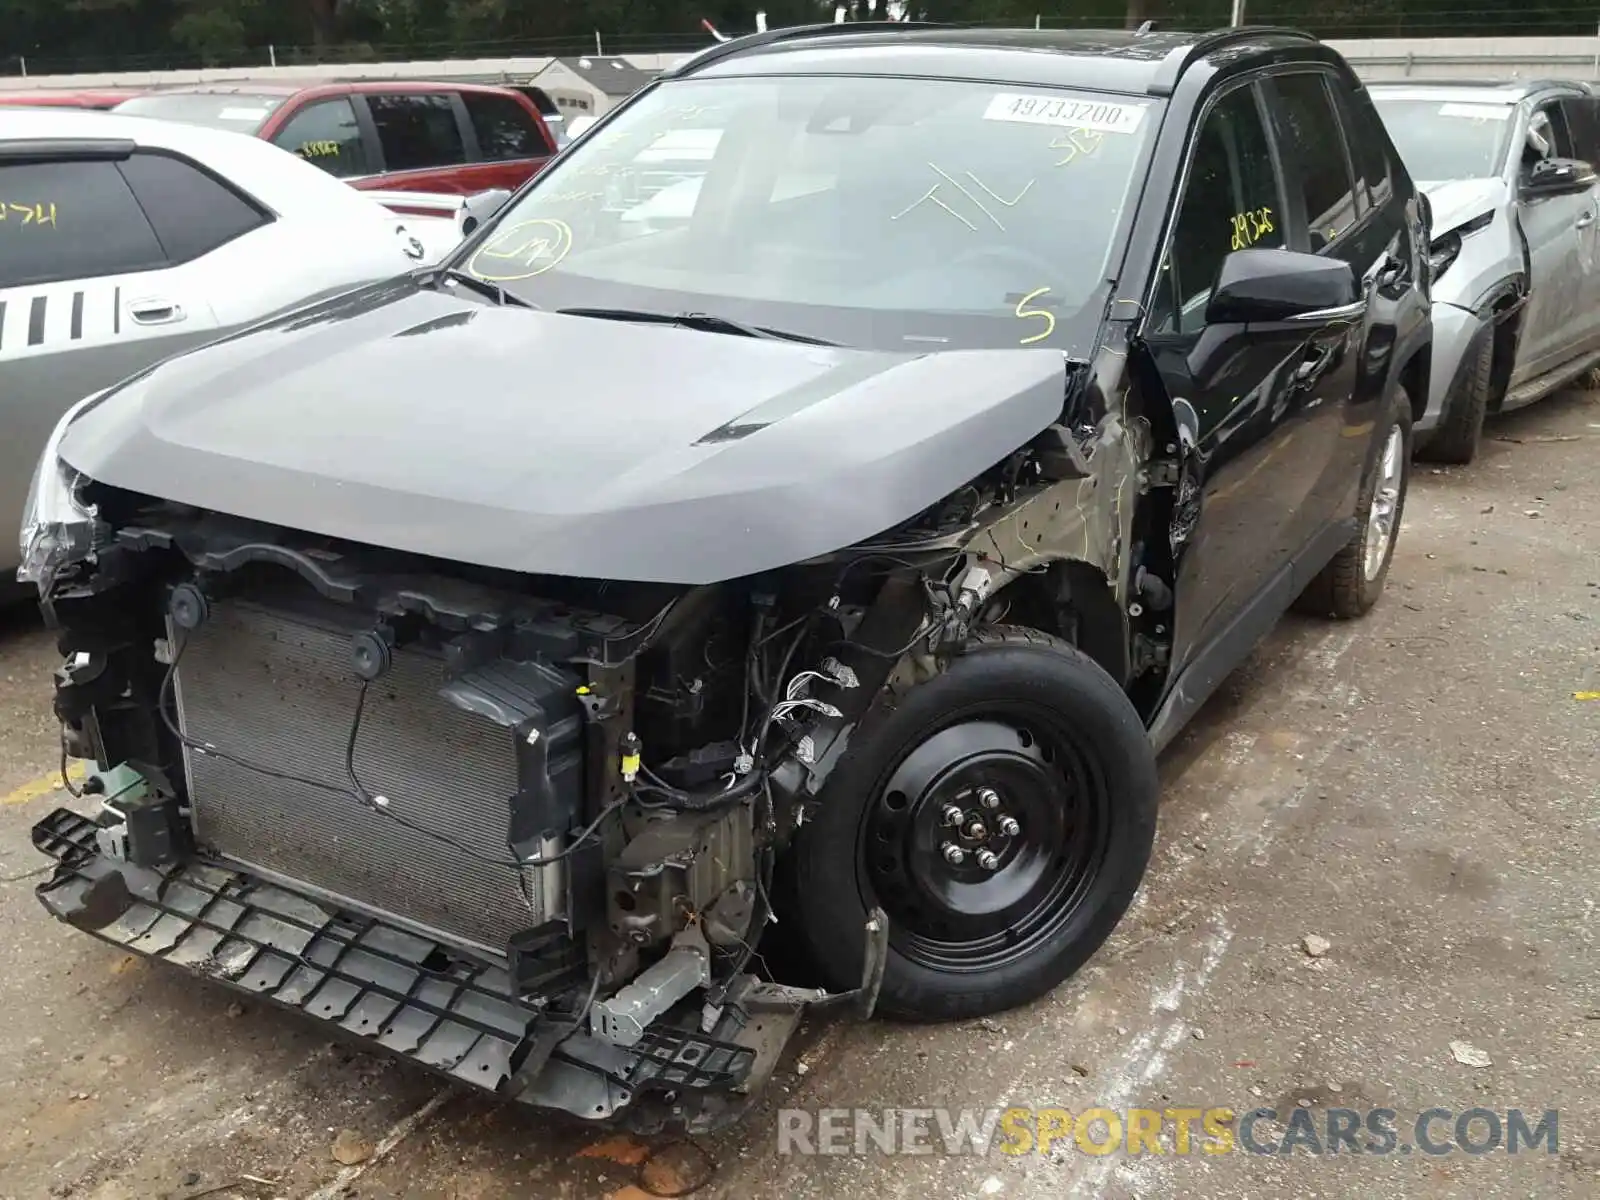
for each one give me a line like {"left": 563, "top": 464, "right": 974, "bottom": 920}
{"left": 1372, "top": 80, "right": 1600, "bottom": 463}
{"left": 23, "top": 24, "right": 1428, "bottom": 1132}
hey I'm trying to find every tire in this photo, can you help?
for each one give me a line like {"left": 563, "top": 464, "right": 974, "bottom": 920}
{"left": 1294, "top": 385, "right": 1412, "bottom": 619}
{"left": 783, "top": 626, "right": 1158, "bottom": 1021}
{"left": 1418, "top": 330, "right": 1491, "bottom": 465}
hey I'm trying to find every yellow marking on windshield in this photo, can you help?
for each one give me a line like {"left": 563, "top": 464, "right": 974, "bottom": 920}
{"left": 541, "top": 189, "right": 607, "bottom": 206}
{"left": 665, "top": 104, "right": 719, "bottom": 121}
{"left": 1050, "top": 129, "right": 1105, "bottom": 167}
{"left": 891, "top": 183, "right": 977, "bottom": 231}
{"left": 1015, "top": 287, "right": 1056, "bottom": 345}
{"left": 893, "top": 162, "right": 1033, "bottom": 233}
{"left": 1, "top": 201, "right": 57, "bottom": 227}
{"left": 298, "top": 140, "right": 342, "bottom": 158}
{"left": 928, "top": 164, "right": 1005, "bottom": 230}
{"left": 468, "top": 217, "right": 574, "bottom": 281}
{"left": 964, "top": 171, "right": 1035, "bottom": 209}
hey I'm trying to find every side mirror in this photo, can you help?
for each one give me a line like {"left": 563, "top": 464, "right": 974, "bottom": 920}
{"left": 459, "top": 188, "right": 511, "bottom": 236}
{"left": 1204, "top": 248, "right": 1359, "bottom": 325}
{"left": 1521, "top": 156, "right": 1597, "bottom": 199}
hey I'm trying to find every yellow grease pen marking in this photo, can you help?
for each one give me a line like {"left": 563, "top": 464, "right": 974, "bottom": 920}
{"left": 299, "top": 140, "right": 341, "bottom": 158}
{"left": 1015, "top": 287, "right": 1056, "bottom": 345}
{"left": 891, "top": 183, "right": 975, "bottom": 231}
{"left": 468, "top": 218, "right": 574, "bottom": 281}
{"left": 1050, "top": 129, "right": 1104, "bottom": 167}
{"left": 2, "top": 201, "right": 57, "bottom": 226}
{"left": 1229, "top": 206, "right": 1275, "bottom": 250}
{"left": 965, "top": 171, "right": 1034, "bottom": 209}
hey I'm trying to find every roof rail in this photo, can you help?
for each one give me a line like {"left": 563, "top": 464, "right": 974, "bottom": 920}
{"left": 663, "top": 20, "right": 951, "bottom": 78}
{"left": 1147, "top": 25, "right": 1317, "bottom": 96}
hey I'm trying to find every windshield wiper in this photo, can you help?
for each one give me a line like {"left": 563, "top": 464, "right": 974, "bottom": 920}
{"left": 431, "top": 267, "right": 540, "bottom": 309}
{"left": 556, "top": 306, "right": 837, "bottom": 346}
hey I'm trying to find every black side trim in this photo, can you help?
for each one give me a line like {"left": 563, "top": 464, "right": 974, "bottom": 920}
{"left": 27, "top": 295, "right": 45, "bottom": 345}
{"left": 1147, "top": 516, "right": 1357, "bottom": 754}
{"left": 70, "top": 290, "right": 84, "bottom": 340}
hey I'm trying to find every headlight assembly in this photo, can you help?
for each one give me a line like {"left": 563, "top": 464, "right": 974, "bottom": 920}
{"left": 18, "top": 392, "right": 110, "bottom": 594}
{"left": 1428, "top": 232, "right": 1462, "bottom": 280}
{"left": 1427, "top": 210, "right": 1495, "bottom": 284}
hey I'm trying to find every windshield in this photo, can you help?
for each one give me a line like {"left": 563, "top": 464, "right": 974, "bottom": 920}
{"left": 112, "top": 93, "right": 284, "bottom": 132}
{"left": 461, "top": 75, "right": 1159, "bottom": 355}
{"left": 1372, "top": 97, "right": 1513, "bottom": 183}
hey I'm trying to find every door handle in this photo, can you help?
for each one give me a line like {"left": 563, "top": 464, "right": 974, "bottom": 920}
{"left": 1576, "top": 211, "right": 1595, "bottom": 229}
{"left": 127, "top": 299, "right": 185, "bottom": 325}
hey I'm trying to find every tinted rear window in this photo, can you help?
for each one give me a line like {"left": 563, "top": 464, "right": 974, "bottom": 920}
{"left": 117, "top": 151, "right": 268, "bottom": 262}
{"left": 463, "top": 92, "right": 549, "bottom": 160}
{"left": 0, "top": 159, "right": 167, "bottom": 288}
{"left": 367, "top": 93, "right": 467, "bottom": 172}
{"left": 113, "top": 93, "right": 284, "bottom": 132}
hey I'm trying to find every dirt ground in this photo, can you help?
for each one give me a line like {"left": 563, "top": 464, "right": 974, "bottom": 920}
{"left": 1, "top": 389, "right": 1596, "bottom": 1200}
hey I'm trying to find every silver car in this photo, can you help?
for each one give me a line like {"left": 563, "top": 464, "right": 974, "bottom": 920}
{"left": 1371, "top": 81, "right": 1600, "bottom": 462}
{"left": 0, "top": 108, "right": 433, "bottom": 581}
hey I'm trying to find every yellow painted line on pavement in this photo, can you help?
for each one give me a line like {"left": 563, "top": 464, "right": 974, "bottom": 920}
{"left": 2, "top": 762, "right": 85, "bottom": 807}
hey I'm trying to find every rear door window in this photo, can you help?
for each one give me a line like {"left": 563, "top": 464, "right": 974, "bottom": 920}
{"left": 270, "top": 98, "right": 371, "bottom": 178}
{"left": 116, "top": 151, "right": 268, "bottom": 263}
{"left": 1269, "top": 72, "right": 1361, "bottom": 252}
{"left": 0, "top": 159, "right": 167, "bottom": 288}
{"left": 366, "top": 93, "right": 467, "bottom": 172}
{"left": 462, "top": 92, "right": 549, "bottom": 160}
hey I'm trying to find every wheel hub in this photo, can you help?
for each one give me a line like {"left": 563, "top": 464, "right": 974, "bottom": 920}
{"left": 937, "top": 783, "right": 1026, "bottom": 871}
{"left": 861, "top": 719, "right": 1099, "bottom": 960}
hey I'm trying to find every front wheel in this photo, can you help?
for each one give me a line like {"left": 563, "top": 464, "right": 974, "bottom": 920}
{"left": 782, "top": 627, "right": 1158, "bottom": 1020}
{"left": 1295, "top": 384, "right": 1412, "bottom": 619}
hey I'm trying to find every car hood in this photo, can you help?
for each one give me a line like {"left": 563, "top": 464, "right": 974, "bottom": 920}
{"left": 59, "top": 279, "right": 1069, "bottom": 585}
{"left": 1420, "top": 177, "right": 1508, "bottom": 237}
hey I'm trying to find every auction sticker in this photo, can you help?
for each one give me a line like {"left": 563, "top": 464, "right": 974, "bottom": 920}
{"left": 983, "top": 93, "right": 1147, "bottom": 134}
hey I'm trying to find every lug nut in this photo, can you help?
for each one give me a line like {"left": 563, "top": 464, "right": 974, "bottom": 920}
{"left": 997, "top": 815, "right": 1021, "bottom": 837}
{"left": 976, "top": 849, "right": 1000, "bottom": 870}
{"left": 977, "top": 787, "right": 1001, "bottom": 809}
{"left": 966, "top": 820, "right": 987, "bottom": 840}
{"left": 941, "top": 842, "right": 966, "bottom": 865}
{"left": 941, "top": 804, "right": 965, "bottom": 827}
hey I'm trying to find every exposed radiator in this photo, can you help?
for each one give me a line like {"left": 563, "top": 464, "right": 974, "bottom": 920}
{"left": 172, "top": 597, "right": 560, "bottom": 954}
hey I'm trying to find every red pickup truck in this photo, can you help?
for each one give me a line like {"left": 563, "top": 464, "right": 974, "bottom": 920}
{"left": 113, "top": 80, "right": 557, "bottom": 195}
{"left": 0, "top": 88, "right": 144, "bottom": 109}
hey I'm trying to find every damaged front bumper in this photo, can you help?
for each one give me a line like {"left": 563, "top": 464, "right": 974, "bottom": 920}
{"left": 32, "top": 807, "right": 881, "bottom": 1132}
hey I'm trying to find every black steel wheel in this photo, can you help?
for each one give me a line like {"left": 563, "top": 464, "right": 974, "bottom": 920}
{"left": 784, "top": 626, "right": 1158, "bottom": 1020}
{"left": 861, "top": 716, "right": 1109, "bottom": 975}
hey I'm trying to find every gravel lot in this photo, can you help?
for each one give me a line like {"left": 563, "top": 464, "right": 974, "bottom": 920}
{"left": 1, "top": 387, "right": 1596, "bottom": 1200}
